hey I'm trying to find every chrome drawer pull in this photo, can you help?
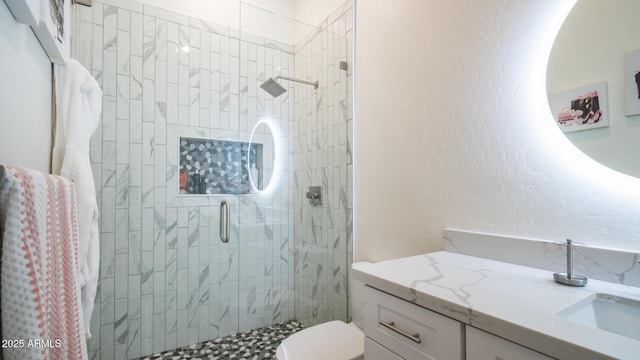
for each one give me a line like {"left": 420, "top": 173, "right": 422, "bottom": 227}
{"left": 379, "top": 320, "right": 422, "bottom": 344}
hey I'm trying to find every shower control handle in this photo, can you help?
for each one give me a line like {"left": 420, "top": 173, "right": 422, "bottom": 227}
{"left": 220, "top": 200, "right": 230, "bottom": 243}
{"left": 305, "top": 186, "right": 322, "bottom": 206}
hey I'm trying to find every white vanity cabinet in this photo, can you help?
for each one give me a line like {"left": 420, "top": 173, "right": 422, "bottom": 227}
{"left": 363, "top": 285, "right": 555, "bottom": 360}
{"left": 365, "top": 337, "right": 405, "bottom": 360}
{"left": 466, "top": 326, "right": 554, "bottom": 360}
{"left": 364, "top": 286, "right": 464, "bottom": 360}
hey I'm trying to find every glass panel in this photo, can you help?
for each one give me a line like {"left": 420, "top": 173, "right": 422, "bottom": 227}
{"left": 239, "top": 1, "right": 353, "bottom": 329}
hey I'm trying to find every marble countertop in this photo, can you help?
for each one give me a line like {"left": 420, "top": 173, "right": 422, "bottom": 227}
{"left": 353, "top": 251, "right": 640, "bottom": 360}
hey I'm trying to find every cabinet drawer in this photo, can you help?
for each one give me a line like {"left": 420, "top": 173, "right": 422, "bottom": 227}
{"left": 365, "top": 338, "right": 404, "bottom": 360}
{"left": 364, "top": 286, "right": 464, "bottom": 360}
{"left": 466, "top": 326, "right": 555, "bottom": 360}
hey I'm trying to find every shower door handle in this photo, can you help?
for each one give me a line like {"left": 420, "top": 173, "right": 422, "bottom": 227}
{"left": 220, "top": 200, "right": 230, "bottom": 243}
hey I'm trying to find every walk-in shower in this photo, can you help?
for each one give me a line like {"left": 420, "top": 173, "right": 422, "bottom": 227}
{"left": 72, "top": 0, "right": 353, "bottom": 358}
{"left": 260, "top": 76, "right": 319, "bottom": 98}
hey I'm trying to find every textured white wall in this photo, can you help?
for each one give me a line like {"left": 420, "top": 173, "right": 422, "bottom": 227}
{"left": 547, "top": 0, "right": 640, "bottom": 178}
{"left": 0, "top": 1, "right": 52, "bottom": 172}
{"left": 354, "top": 0, "right": 640, "bottom": 262}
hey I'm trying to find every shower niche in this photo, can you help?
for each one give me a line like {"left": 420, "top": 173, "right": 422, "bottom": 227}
{"left": 167, "top": 121, "right": 277, "bottom": 201}
{"left": 178, "top": 137, "right": 264, "bottom": 195}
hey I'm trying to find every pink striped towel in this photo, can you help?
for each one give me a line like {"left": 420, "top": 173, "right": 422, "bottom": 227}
{"left": 0, "top": 165, "right": 87, "bottom": 360}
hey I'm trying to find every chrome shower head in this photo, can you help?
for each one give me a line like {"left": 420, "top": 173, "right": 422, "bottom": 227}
{"left": 260, "top": 75, "right": 319, "bottom": 98}
{"left": 260, "top": 78, "right": 287, "bottom": 98}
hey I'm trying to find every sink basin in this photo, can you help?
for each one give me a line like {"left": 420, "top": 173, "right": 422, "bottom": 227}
{"left": 556, "top": 293, "right": 640, "bottom": 341}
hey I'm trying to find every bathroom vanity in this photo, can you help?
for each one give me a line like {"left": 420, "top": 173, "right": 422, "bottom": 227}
{"left": 354, "top": 251, "right": 640, "bottom": 359}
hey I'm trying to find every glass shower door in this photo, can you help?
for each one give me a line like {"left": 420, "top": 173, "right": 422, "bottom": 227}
{"left": 236, "top": 3, "right": 297, "bottom": 332}
{"left": 239, "top": 0, "right": 353, "bottom": 330}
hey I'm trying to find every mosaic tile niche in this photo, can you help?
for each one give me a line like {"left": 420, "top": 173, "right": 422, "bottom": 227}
{"left": 178, "top": 137, "right": 263, "bottom": 195}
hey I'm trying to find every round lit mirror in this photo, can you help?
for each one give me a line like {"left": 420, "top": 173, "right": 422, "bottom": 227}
{"left": 248, "top": 119, "right": 279, "bottom": 194}
{"left": 547, "top": 0, "right": 640, "bottom": 178}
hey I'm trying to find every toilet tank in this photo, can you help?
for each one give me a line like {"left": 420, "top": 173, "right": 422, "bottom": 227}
{"left": 350, "top": 262, "right": 371, "bottom": 330}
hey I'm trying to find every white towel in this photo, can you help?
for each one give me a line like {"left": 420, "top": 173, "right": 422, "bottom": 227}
{"left": 53, "top": 58, "right": 102, "bottom": 339}
{"left": 0, "top": 165, "right": 88, "bottom": 360}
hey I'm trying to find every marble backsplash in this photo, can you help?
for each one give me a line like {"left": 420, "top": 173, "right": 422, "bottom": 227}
{"left": 444, "top": 229, "right": 640, "bottom": 288}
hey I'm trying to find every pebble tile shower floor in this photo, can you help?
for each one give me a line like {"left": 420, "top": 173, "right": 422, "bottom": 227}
{"left": 137, "top": 321, "right": 304, "bottom": 360}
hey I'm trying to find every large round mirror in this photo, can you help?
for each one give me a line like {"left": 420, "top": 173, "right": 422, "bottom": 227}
{"left": 547, "top": 0, "right": 640, "bottom": 178}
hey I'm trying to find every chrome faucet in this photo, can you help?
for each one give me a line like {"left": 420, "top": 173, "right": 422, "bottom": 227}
{"left": 553, "top": 239, "right": 588, "bottom": 287}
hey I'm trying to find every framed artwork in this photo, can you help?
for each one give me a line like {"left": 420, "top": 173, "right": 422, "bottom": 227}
{"left": 4, "top": 0, "right": 40, "bottom": 26}
{"left": 549, "top": 81, "right": 609, "bottom": 133}
{"left": 33, "top": 0, "right": 70, "bottom": 64}
{"left": 625, "top": 50, "right": 640, "bottom": 117}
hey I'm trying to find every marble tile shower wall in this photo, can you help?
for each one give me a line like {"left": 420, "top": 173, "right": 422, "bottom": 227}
{"left": 73, "top": 1, "right": 298, "bottom": 358}
{"left": 292, "top": 2, "right": 354, "bottom": 327}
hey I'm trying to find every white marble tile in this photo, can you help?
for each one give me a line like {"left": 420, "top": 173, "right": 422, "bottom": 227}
{"left": 141, "top": 210, "right": 154, "bottom": 252}
{"left": 127, "top": 318, "right": 141, "bottom": 358}
{"left": 167, "top": 42, "right": 178, "bottom": 84}
{"left": 100, "top": 277, "right": 115, "bottom": 324}
{"left": 155, "top": 60, "right": 167, "bottom": 102}
{"left": 101, "top": 0, "right": 143, "bottom": 12}
{"left": 117, "top": 76, "right": 131, "bottom": 119}
{"left": 116, "top": 120, "right": 130, "bottom": 165}
{"left": 165, "top": 250, "right": 177, "bottom": 292}
{"left": 128, "top": 161, "right": 142, "bottom": 205}
{"left": 153, "top": 314, "right": 166, "bottom": 353}
{"left": 117, "top": 8, "right": 130, "bottom": 32}
{"left": 153, "top": 271, "right": 166, "bottom": 314}
{"left": 175, "top": 308, "right": 188, "bottom": 347}
{"left": 128, "top": 231, "right": 141, "bottom": 277}
{"left": 177, "top": 228, "right": 188, "bottom": 270}
{"left": 199, "top": 108, "right": 210, "bottom": 128}
{"left": 176, "top": 269, "right": 188, "bottom": 310}
{"left": 155, "top": 19, "right": 168, "bottom": 62}
{"left": 91, "top": 24, "right": 104, "bottom": 72}
{"left": 167, "top": 84, "right": 178, "bottom": 124}
{"left": 114, "top": 254, "right": 128, "bottom": 299}
{"left": 128, "top": 271, "right": 141, "bottom": 314}
{"left": 178, "top": 65, "right": 189, "bottom": 106}
{"left": 92, "top": 1, "right": 103, "bottom": 25}
{"left": 143, "top": 36, "right": 155, "bottom": 79}
{"left": 143, "top": 3, "right": 188, "bottom": 26}
{"left": 188, "top": 27, "right": 200, "bottom": 49}
{"left": 142, "top": 122, "right": 154, "bottom": 165}
{"left": 189, "top": 48, "right": 201, "bottom": 88}
{"left": 140, "top": 293, "right": 154, "bottom": 339}
{"left": 140, "top": 251, "right": 154, "bottom": 295}
{"left": 100, "top": 232, "right": 115, "bottom": 278}
{"left": 102, "top": 96, "right": 117, "bottom": 141}
{"left": 131, "top": 11, "right": 143, "bottom": 57}
{"left": 140, "top": 337, "right": 153, "bottom": 359}
{"left": 115, "top": 208, "right": 129, "bottom": 254}
{"left": 187, "top": 246, "right": 200, "bottom": 289}
{"left": 189, "top": 88, "right": 200, "bottom": 126}
{"left": 74, "top": 5, "right": 93, "bottom": 67}
{"left": 143, "top": 14, "right": 154, "bottom": 37}
{"left": 165, "top": 291, "right": 177, "bottom": 332}
{"left": 100, "top": 322, "right": 115, "bottom": 360}
{"left": 103, "top": 6, "right": 117, "bottom": 52}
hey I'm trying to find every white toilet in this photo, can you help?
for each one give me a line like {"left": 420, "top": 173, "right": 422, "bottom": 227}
{"left": 275, "top": 262, "right": 369, "bottom": 360}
